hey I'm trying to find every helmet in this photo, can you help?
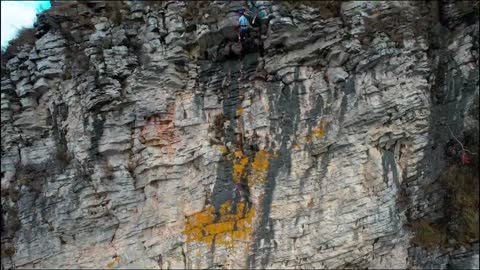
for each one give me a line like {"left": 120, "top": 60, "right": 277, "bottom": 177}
{"left": 239, "top": 9, "right": 245, "bottom": 14}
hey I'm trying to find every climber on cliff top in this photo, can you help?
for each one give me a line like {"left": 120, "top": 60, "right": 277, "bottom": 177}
{"left": 238, "top": 9, "right": 251, "bottom": 43}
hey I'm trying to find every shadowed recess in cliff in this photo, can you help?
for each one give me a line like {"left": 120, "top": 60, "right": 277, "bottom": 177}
{"left": 248, "top": 67, "right": 301, "bottom": 267}
{"left": 210, "top": 54, "right": 260, "bottom": 213}
{"left": 88, "top": 113, "right": 106, "bottom": 158}
{"left": 211, "top": 59, "right": 242, "bottom": 215}
{"left": 184, "top": 54, "right": 267, "bottom": 259}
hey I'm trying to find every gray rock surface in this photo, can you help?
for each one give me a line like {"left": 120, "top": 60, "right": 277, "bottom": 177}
{"left": 1, "top": 1, "right": 478, "bottom": 269}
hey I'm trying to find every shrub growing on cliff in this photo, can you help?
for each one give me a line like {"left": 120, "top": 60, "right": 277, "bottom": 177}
{"left": 440, "top": 162, "right": 480, "bottom": 244}
{"left": 456, "top": 0, "right": 480, "bottom": 23}
{"left": 360, "top": 3, "right": 433, "bottom": 48}
{"left": 105, "top": 2, "right": 127, "bottom": 25}
{"left": 182, "top": 2, "right": 222, "bottom": 24}
{"left": 14, "top": 163, "right": 50, "bottom": 193}
{"left": 209, "top": 113, "right": 228, "bottom": 144}
{"left": 104, "top": 162, "right": 115, "bottom": 180}
{"left": 0, "top": 246, "right": 16, "bottom": 258}
{"left": 411, "top": 221, "right": 447, "bottom": 249}
{"left": 284, "top": 1, "right": 341, "bottom": 18}
{"left": 56, "top": 149, "right": 72, "bottom": 169}
{"left": 413, "top": 142, "right": 479, "bottom": 249}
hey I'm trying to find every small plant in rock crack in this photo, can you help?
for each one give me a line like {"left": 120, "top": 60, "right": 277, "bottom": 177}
{"left": 1, "top": 246, "right": 16, "bottom": 258}
{"left": 104, "top": 162, "right": 115, "bottom": 180}
{"left": 2, "top": 206, "right": 21, "bottom": 238}
{"left": 439, "top": 163, "right": 480, "bottom": 244}
{"left": 16, "top": 164, "right": 37, "bottom": 187}
{"left": 15, "top": 163, "right": 49, "bottom": 190}
{"left": 105, "top": 2, "right": 127, "bottom": 25}
{"left": 56, "top": 149, "right": 72, "bottom": 168}
{"left": 127, "top": 158, "right": 136, "bottom": 175}
{"left": 182, "top": 2, "right": 222, "bottom": 24}
{"left": 209, "top": 113, "right": 228, "bottom": 144}
{"left": 17, "top": 176, "right": 31, "bottom": 187}
{"left": 283, "top": 1, "right": 341, "bottom": 19}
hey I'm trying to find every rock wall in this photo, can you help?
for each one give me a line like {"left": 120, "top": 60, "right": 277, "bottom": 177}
{"left": 1, "top": 1, "right": 478, "bottom": 269}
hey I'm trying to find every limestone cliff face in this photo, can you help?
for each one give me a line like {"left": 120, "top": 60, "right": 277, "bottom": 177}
{"left": 1, "top": 1, "right": 479, "bottom": 269}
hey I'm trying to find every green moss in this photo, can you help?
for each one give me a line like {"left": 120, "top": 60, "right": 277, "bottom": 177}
{"left": 429, "top": 145, "right": 479, "bottom": 247}
{"left": 411, "top": 221, "right": 447, "bottom": 249}
{"left": 17, "top": 176, "right": 32, "bottom": 187}
{"left": 439, "top": 163, "right": 479, "bottom": 244}
{"left": 412, "top": 137, "right": 478, "bottom": 249}
{"left": 461, "top": 208, "right": 479, "bottom": 242}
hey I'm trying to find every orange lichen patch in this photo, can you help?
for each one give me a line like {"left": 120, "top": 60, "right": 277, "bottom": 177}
{"left": 233, "top": 155, "right": 249, "bottom": 184}
{"left": 185, "top": 208, "right": 216, "bottom": 242}
{"left": 194, "top": 209, "right": 216, "bottom": 224}
{"left": 236, "top": 215, "right": 254, "bottom": 230}
{"left": 232, "top": 229, "right": 251, "bottom": 241}
{"left": 106, "top": 256, "right": 120, "bottom": 269}
{"left": 185, "top": 227, "right": 203, "bottom": 242}
{"left": 184, "top": 201, "right": 255, "bottom": 247}
{"left": 205, "top": 221, "right": 235, "bottom": 235}
{"left": 248, "top": 150, "right": 272, "bottom": 187}
{"left": 306, "top": 120, "right": 329, "bottom": 142}
{"left": 312, "top": 126, "right": 325, "bottom": 139}
{"left": 251, "top": 150, "right": 270, "bottom": 172}
{"left": 203, "top": 235, "right": 215, "bottom": 245}
{"left": 215, "top": 231, "right": 234, "bottom": 246}
{"left": 219, "top": 200, "right": 233, "bottom": 215}
{"left": 140, "top": 104, "right": 178, "bottom": 147}
{"left": 234, "top": 150, "right": 244, "bottom": 158}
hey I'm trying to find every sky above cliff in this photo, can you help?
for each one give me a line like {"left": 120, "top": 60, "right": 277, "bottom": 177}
{"left": 1, "top": 0, "right": 51, "bottom": 49}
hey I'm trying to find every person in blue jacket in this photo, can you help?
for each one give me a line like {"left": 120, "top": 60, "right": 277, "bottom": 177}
{"left": 238, "top": 9, "right": 251, "bottom": 43}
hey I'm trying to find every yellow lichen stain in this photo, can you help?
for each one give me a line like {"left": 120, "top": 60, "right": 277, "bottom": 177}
{"left": 312, "top": 126, "right": 325, "bottom": 139}
{"left": 251, "top": 150, "right": 270, "bottom": 172}
{"left": 233, "top": 150, "right": 243, "bottom": 158}
{"left": 219, "top": 201, "right": 233, "bottom": 216}
{"left": 184, "top": 201, "right": 255, "bottom": 247}
{"left": 205, "top": 221, "right": 235, "bottom": 235}
{"left": 184, "top": 148, "right": 276, "bottom": 248}
{"left": 106, "top": 256, "right": 120, "bottom": 269}
{"left": 236, "top": 108, "right": 244, "bottom": 115}
{"left": 215, "top": 231, "right": 234, "bottom": 246}
{"left": 233, "top": 154, "right": 249, "bottom": 184}
{"left": 248, "top": 150, "right": 272, "bottom": 187}
{"left": 217, "top": 145, "right": 229, "bottom": 154}
{"left": 306, "top": 120, "right": 329, "bottom": 142}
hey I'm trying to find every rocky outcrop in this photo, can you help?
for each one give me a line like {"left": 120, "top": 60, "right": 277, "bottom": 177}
{"left": 1, "top": 1, "right": 478, "bottom": 269}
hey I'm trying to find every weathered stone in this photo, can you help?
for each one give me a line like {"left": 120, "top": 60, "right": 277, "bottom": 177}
{"left": 0, "top": 1, "right": 478, "bottom": 270}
